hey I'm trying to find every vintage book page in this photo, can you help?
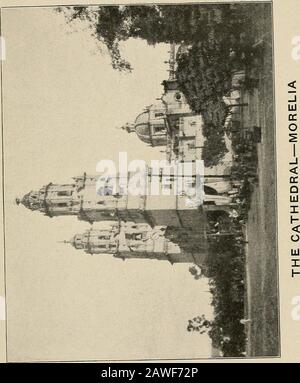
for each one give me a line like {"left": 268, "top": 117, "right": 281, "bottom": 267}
{"left": 0, "top": 0, "right": 299, "bottom": 362}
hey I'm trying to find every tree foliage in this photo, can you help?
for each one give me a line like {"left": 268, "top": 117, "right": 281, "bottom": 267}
{"left": 58, "top": 4, "right": 263, "bottom": 166}
{"left": 189, "top": 265, "right": 204, "bottom": 280}
{"left": 190, "top": 222, "right": 247, "bottom": 357}
{"left": 187, "top": 315, "right": 211, "bottom": 334}
{"left": 57, "top": 4, "right": 232, "bottom": 71}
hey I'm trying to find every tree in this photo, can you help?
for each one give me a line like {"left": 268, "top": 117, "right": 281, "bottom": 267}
{"left": 202, "top": 135, "right": 228, "bottom": 168}
{"left": 188, "top": 225, "right": 247, "bottom": 356}
{"left": 189, "top": 265, "right": 204, "bottom": 280}
{"left": 56, "top": 4, "right": 229, "bottom": 71}
{"left": 187, "top": 315, "right": 211, "bottom": 334}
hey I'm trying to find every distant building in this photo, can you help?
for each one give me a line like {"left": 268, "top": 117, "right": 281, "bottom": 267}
{"left": 123, "top": 44, "right": 233, "bottom": 171}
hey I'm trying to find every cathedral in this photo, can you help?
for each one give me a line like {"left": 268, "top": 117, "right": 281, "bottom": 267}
{"left": 17, "top": 164, "right": 232, "bottom": 266}
{"left": 17, "top": 43, "right": 235, "bottom": 268}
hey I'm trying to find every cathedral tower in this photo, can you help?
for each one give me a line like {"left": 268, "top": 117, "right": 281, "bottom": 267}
{"left": 67, "top": 222, "right": 206, "bottom": 265}
{"left": 19, "top": 167, "right": 233, "bottom": 227}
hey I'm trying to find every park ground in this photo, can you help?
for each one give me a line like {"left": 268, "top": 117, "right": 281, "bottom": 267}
{"left": 242, "top": 4, "right": 280, "bottom": 357}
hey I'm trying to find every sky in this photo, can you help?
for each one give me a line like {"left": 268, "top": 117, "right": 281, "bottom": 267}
{"left": 2, "top": 7, "right": 213, "bottom": 361}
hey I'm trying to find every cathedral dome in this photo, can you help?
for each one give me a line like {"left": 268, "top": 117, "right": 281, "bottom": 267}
{"left": 135, "top": 111, "right": 149, "bottom": 126}
{"left": 134, "top": 111, "right": 152, "bottom": 144}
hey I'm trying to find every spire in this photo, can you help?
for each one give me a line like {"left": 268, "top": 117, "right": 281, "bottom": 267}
{"left": 19, "top": 191, "right": 44, "bottom": 211}
{"left": 59, "top": 240, "right": 72, "bottom": 244}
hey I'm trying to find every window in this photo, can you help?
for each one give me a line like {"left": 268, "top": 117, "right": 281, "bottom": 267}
{"left": 155, "top": 112, "right": 164, "bottom": 118}
{"left": 57, "top": 190, "right": 72, "bottom": 197}
{"left": 101, "top": 211, "right": 115, "bottom": 217}
{"left": 154, "top": 125, "right": 166, "bottom": 133}
{"left": 56, "top": 202, "right": 68, "bottom": 207}
{"left": 98, "top": 235, "right": 110, "bottom": 240}
{"left": 204, "top": 186, "right": 218, "bottom": 195}
{"left": 162, "top": 183, "right": 173, "bottom": 190}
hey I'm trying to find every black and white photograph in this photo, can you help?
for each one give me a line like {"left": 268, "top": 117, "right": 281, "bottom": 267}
{"left": 1, "top": 1, "right": 279, "bottom": 361}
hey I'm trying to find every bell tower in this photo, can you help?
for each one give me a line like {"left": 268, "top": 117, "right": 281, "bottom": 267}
{"left": 19, "top": 167, "right": 233, "bottom": 226}
{"left": 19, "top": 182, "right": 78, "bottom": 217}
{"left": 67, "top": 222, "right": 120, "bottom": 254}
{"left": 67, "top": 222, "right": 204, "bottom": 265}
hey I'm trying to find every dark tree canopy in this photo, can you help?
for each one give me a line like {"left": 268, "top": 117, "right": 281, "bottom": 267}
{"left": 57, "top": 4, "right": 230, "bottom": 71}
{"left": 57, "top": 3, "right": 262, "bottom": 75}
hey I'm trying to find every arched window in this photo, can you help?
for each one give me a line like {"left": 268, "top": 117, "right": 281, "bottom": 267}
{"left": 204, "top": 186, "right": 218, "bottom": 195}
